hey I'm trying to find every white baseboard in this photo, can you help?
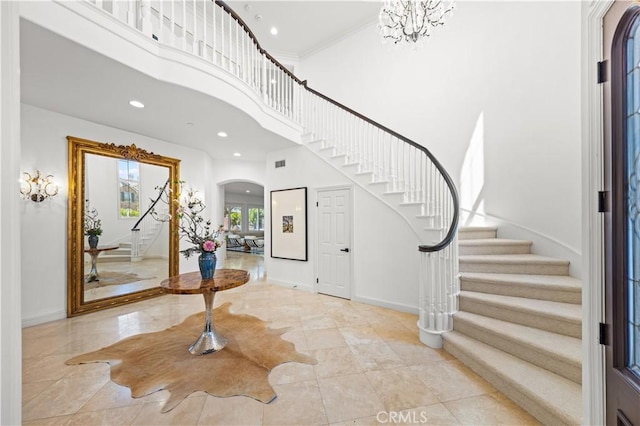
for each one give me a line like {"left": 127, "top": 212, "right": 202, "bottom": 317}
{"left": 22, "top": 309, "right": 66, "bottom": 328}
{"left": 264, "top": 280, "right": 418, "bottom": 316}
{"left": 268, "top": 278, "right": 314, "bottom": 293}
{"left": 352, "top": 295, "right": 418, "bottom": 315}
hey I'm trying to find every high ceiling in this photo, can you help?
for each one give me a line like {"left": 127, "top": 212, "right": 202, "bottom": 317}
{"left": 227, "top": 1, "right": 381, "bottom": 58}
{"left": 19, "top": 2, "right": 382, "bottom": 162}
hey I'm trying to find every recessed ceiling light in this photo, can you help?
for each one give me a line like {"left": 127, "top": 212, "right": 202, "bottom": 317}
{"left": 270, "top": 26, "right": 278, "bottom": 36}
{"left": 245, "top": 190, "right": 251, "bottom": 193}
{"left": 233, "top": 152, "right": 241, "bottom": 157}
{"left": 217, "top": 131, "right": 228, "bottom": 138}
{"left": 129, "top": 100, "right": 144, "bottom": 108}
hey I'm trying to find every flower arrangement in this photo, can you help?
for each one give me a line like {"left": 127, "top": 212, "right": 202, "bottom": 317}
{"left": 152, "top": 181, "right": 223, "bottom": 259}
{"left": 84, "top": 200, "right": 103, "bottom": 236}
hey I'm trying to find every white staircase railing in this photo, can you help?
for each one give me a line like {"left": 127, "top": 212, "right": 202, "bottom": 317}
{"left": 83, "top": 0, "right": 460, "bottom": 348}
{"left": 95, "top": 0, "right": 301, "bottom": 122}
{"left": 131, "top": 178, "right": 170, "bottom": 260}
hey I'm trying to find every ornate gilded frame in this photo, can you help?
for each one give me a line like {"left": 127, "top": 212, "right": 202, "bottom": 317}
{"left": 67, "top": 136, "right": 180, "bottom": 316}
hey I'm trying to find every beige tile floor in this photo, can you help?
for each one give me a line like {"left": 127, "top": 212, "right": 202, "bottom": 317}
{"left": 83, "top": 258, "right": 169, "bottom": 302}
{"left": 23, "top": 252, "right": 540, "bottom": 425}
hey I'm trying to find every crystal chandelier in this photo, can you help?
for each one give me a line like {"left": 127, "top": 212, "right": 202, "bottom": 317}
{"left": 379, "top": 0, "right": 454, "bottom": 44}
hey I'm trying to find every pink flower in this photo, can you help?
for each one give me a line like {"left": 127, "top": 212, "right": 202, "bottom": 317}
{"left": 202, "top": 240, "right": 217, "bottom": 252}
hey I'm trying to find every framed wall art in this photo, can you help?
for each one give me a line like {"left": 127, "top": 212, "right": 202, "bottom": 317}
{"left": 270, "top": 187, "right": 307, "bottom": 261}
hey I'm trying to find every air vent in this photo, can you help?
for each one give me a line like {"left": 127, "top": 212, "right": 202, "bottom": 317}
{"left": 275, "top": 160, "right": 286, "bottom": 168}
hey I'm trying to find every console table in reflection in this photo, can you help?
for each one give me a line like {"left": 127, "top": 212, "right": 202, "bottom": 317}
{"left": 160, "top": 269, "right": 250, "bottom": 355}
{"left": 84, "top": 244, "right": 119, "bottom": 283}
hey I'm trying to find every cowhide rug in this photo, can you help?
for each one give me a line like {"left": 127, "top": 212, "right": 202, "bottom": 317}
{"left": 66, "top": 303, "right": 316, "bottom": 412}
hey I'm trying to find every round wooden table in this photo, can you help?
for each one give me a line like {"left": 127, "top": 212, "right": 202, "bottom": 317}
{"left": 160, "top": 269, "right": 250, "bottom": 355}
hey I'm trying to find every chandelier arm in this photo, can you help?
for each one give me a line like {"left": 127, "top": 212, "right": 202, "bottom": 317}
{"left": 379, "top": 0, "right": 454, "bottom": 44}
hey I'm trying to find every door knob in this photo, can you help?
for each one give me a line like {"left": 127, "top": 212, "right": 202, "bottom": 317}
{"left": 340, "top": 248, "right": 350, "bottom": 253}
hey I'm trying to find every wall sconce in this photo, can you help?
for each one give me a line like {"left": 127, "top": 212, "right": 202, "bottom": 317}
{"left": 20, "top": 170, "right": 59, "bottom": 202}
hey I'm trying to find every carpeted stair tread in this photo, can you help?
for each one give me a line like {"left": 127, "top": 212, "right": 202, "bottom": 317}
{"left": 443, "top": 331, "right": 582, "bottom": 425}
{"left": 460, "top": 272, "right": 581, "bottom": 291}
{"left": 459, "top": 254, "right": 570, "bottom": 275}
{"left": 459, "top": 291, "right": 581, "bottom": 325}
{"left": 459, "top": 238, "right": 533, "bottom": 255}
{"left": 459, "top": 254, "right": 569, "bottom": 265}
{"left": 460, "top": 272, "right": 581, "bottom": 304}
{"left": 458, "top": 238, "right": 532, "bottom": 246}
{"left": 453, "top": 311, "right": 581, "bottom": 383}
{"left": 458, "top": 226, "right": 497, "bottom": 240}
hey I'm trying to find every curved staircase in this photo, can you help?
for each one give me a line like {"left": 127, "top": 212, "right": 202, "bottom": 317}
{"left": 444, "top": 226, "right": 582, "bottom": 425}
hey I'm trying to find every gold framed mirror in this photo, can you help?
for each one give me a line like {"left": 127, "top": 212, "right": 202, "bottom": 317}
{"left": 67, "top": 136, "right": 180, "bottom": 316}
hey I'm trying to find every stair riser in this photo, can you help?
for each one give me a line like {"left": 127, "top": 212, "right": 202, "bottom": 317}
{"left": 318, "top": 146, "right": 336, "bottom": 157}
{"left": 366, "top": 182, "right": 391, "bottom": 198}
{"left": 458, "top": 244, "right": 531, "bottom": 256}
{"left": 328, "top": 154, "right": 348, "bottom": 167}
{"left": 453, "top": 318, "right": 581, "bottom": 384}
{"left": 460, "top": 279, "right": 581, "bottom": 304}
{"left": 383, "top": 192, "right": 407, "bottom": 203}
{"left": 458, "top": 230, "right": 497, "bottom": 240}
{"left": 443, "top": 340, "right": 577, "bottom": 425}
{"left": 418, "top": 216, "right": 436, "bottom": 228}
{"left": 459, "top": 261, "right": 569, "bottom": 276}
{"left": 459, "top": 298, "right": 581, "bottom": 338}
{"left": 422, "top": 229, "right": 445, "bottom": 246}
{"left": 353, "top": 172, "right": 374, "bottom": 185}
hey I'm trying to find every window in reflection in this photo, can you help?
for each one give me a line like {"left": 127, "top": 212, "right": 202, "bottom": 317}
{"left": 118, "top": 159, "right": 140, "bottom": 218}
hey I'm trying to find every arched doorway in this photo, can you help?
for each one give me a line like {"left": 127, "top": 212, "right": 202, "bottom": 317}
{"left": 222, "top": 181, "right": 265, "bottom": 255}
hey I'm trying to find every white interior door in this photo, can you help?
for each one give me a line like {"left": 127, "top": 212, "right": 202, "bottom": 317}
{"left": 317, "top": 188, "right": 351, "bottom": 299}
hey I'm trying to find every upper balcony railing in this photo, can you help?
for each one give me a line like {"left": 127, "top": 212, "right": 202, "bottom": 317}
{"left": 85, "top": 0, "right": 458, "bottom": 254}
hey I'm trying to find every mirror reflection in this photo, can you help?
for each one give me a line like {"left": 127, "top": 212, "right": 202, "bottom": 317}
{"left": 67, "top": 136, "right": 180, "bottom": 316}
{"left": 83, "top": 154, "right": 170, "bottom": 302}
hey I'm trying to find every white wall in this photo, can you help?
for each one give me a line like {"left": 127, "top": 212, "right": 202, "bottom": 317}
{"left": 299, "top": 1, "right": 582, "bottom": 271}
{"left": 266, "top": 146, "right": 421, "bottom": 312}
{"left": 20, "top": 104, "right": 215, "bottom": 325}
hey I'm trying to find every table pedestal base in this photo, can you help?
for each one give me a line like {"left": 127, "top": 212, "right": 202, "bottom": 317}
{"left": 189, "top": 291, "right": 227, "bottom": 355}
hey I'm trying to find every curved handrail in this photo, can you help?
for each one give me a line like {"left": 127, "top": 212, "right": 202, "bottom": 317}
{"left": 303, "top": 85, "right": 459, "bottom": 252}
{"left": 215, "top": 1, "right": 303, "bottom": 85}
{"left": 132, "top": 178, "right": 170, "bottom": 231}
{"left": 215, "top": 1, "right": 459, "bottom": 252}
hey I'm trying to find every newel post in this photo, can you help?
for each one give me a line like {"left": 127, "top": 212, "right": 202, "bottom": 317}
{"left": 417, "top": 241, "right": 459, "bottom": 348}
